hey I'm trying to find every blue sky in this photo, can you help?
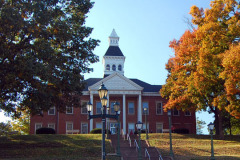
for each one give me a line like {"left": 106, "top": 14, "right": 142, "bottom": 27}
{"left": 1, "top": 0, "right": 214, "bottom": 134}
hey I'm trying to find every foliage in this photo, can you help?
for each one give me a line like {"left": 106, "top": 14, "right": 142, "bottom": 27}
{"left": 11, "top": 108, "right": 30, "bottom": 135}
{"left": 0, "top": 0, "right": 99, "bottom": 117}
{"left": 36, "top": 127, "right": 55, "bottom": 134}
{"left": 196, "top": 117, "right": 206, "bottom": 135}
{"left": 0, "top": 121, "right": 12, "bottom": 135}
{"left": 160, "top": 0, "right": 240, "bottom": 136}
{"left": 90, "top": 128, "right": 111, "bottom": 134}
{"left": 222, "top": 110, "right": 240, "bottom": 135}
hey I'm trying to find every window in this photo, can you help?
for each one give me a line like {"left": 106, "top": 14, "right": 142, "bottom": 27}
{"left": 128, "top": 123, "right": 135, "bottom": 134}
{"left": 142, "top": 102, "right": 149, "bottom": 115}
{"left": 156, "top": 102, "right": 163, "bottom": 115}
{"left": 81, "top": 123, "right": 88, "bottom": 134}
{"left": 35, "top": 123, "right": 42, "bottom": 133}
{"left": 128, "top": 102, "right": 134, "bottom": 114}
{"left": 110, "top": 102, "right": 116, "bottom": 114}
{"left": 66, "top": 106, "right": 73, "bottom": 114}
{"left": 173, "top": 108, "right": 179, "bottom": 116}
{"left": 185, "top": 111, "right": 191, "bottom": 116}
{"left": 48, "top": 107, "right": 55, "bottom": 115}
{"left": 96, "top": 102, "right": 102, "bottom": 114}
{"left": 96, "top": 123, "right": 102, "bottom": 129}
{"left": 106, "top": 64, "right": 110, "bottom": 71}
{"left": 118, "top": 65, "right": 122, "bottom": 71}
{"left": 156, "top": 123, "right": 163, "bottom": 133}
{"left": 48, "top": 123, "right": 55, "bottom": 130}
{"left": 66, "top": 122, "right": 73, "bottom": 131}
{"left": 81, "top": 101, "right": 88, "bottom": 114}
{"left": 112, "top": 64, "right": 116, "bottom": 71}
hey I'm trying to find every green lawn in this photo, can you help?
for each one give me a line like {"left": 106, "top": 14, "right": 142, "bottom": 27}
{"left": 0, "top": 134, "right": 240, "bottom": 160}
{"left": 147, "top": 133, "right": 240, "bottom": 160}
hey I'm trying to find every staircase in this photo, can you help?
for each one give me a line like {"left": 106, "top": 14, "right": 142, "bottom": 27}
{"left": 110, "top": 134, "right": 172, "bottom": 160}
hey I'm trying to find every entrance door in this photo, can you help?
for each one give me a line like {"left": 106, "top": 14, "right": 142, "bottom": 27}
{"left": 110, "top": 123, "right": 118, "bottom": 134}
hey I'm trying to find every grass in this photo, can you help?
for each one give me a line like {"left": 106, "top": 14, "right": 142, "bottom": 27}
{"left": 0, "top": 133, "right": 239, "bottom": 160}
{"left": 0, "top": 134, "right": 119, "bottom": 160}
{"left": 147, "top": 133, "right": 240, "bottom": 160}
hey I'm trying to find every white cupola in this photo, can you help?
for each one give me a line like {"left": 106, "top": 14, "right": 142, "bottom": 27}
{"left": 103, "top": 29, "right": 125, "bottom": 77}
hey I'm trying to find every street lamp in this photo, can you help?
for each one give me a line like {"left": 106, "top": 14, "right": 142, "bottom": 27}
{"left": 143, "top": 107, "right": 149, "bottom": 140}
{"left": 114, "top": 101, "right": 121, "bottom": 156}
{"left": 208, "top": 122, "right": 215, "bottom": 160}
{"left": 136, "top": 121, "right": 143, "bottom": 160}
{"left": 87, "top": 83, "right": 121, "bottom": 160}
{"left": 168, "top": 110, "right": 174, "bottom": 159}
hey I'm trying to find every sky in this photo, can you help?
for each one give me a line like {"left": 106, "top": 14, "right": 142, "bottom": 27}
{"left": 0, "top": 0, "right": 215, "bottom": 134}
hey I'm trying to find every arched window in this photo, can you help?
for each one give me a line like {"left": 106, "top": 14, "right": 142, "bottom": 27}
{"left": 106, "top": 64, "right": 110, "bottom": 71}
{"left": 112, "top": 65, "right": 116, "bottom": 71}
{"left": 118, "top": 65, "right": 122, "bottom": 71}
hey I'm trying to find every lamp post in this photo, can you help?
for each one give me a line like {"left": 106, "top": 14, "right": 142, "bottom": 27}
{"left": 114, "top": 101, "right": 121, "bottom": 157}
{"left": 136, "top": 121, "right": 143, "bottom": 160}
{"left": 208, "top": 122, "right": 215, "bottom": 160}
{"left": 168, "top": 110, "right": 174, "bottom": 159}
{"left": 87, "top": 83, "right": 121, "bottom": 160}
{"left": 143, "top": 107, "right": 149, "bottom": 140}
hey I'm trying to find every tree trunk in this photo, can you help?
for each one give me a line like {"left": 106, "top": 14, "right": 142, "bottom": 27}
{"left": 214, "top": 107, "right": 224, "bottom": 138}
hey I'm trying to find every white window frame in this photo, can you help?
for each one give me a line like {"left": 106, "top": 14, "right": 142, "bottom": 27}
{"left": 48, "top": 123, "right": 55, "bottom": 130}
{"left": 156, "top": 102, "right": 163, "bottom": 115}
{"left": 81, "top": 123, "right": 88, "bottom": 134}
{"left": 96, "top": 122, "right": 102, "bottom": 129}
{"left": 96, "top": 101, "right": 102, "bottom": 114}
{"left": 128, "top": 102, "right": 135, "bottom": 115}
{"left": 156, "top": 123, "right": 163, "bottom": 133}
{"left": 35, "top": 123, "right": 42, "bottom": 133}
{"left": 66, "top": 122, "right": 73, "bottom": 131}
{"left": 48, "top": 106, "right": 55, "bottom": 115}
{"left": 66, "top": 106, "right": 73, "bottom": 114}
{"left": 81, "top": 101, "right": 88, "bottom": 114}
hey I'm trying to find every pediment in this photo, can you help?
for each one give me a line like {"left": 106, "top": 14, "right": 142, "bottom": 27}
{"left": 89, "top": 72, "right": 143, "bottom": 92}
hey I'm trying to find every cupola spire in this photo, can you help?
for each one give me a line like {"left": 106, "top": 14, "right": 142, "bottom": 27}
{"left": 109, "top": 29, "right": 119, "bottom": 46}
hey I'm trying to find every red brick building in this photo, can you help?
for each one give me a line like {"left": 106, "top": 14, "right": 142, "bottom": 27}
{"left": 30, "top": 30, "right": 196, "bottom": 135}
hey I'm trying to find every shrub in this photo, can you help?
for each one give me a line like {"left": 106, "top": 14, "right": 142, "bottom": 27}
{"left": 134, "top": 129, "right": 146, "bottom": 134}
{"left": 173, "top": 128, "right": 189, "bottom": 134}
{"left": 36, "top": 128, "right": 56, "bottom": 134}
{"left": 90, "top": 128, "right": 111, "bottom": 134}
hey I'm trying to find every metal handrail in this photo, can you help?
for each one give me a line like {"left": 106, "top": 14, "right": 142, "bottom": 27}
{"left": 145, "top": 148, "right": 151, "bottom": 160}
{"left": 127, "top": 133, "right": 132, "bottom": 147}
{"left": 134, "top": 139, "right": 139, "bottom": 152}
{"left": 159, "top": 155, "right": 163, "bottom": 160}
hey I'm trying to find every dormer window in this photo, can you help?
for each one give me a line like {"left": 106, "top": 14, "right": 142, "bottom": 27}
{"left": 106, "top": 64, "right": 110, "bottom": 71}
{"left": 118, "top": 65, "right": 122, "bottom": 71}
{"left": 112, "top": 65, "right": 116, "bottom": 71}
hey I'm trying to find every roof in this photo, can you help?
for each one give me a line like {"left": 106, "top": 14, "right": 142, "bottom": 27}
{"left": 104, "top": 46, "right": 124, "bottom": 56}
{"left": 83, "top": 78, "right": 162, "bottom": 92}
{"left": 109, "top": 29, "right": 119, "bottom": 38}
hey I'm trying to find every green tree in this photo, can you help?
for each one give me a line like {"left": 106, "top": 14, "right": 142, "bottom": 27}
{"left": 196, "top": 117, "right": 206, "bottom": 135}
{"left": 0, "top": 0, "right": 99, "bottom": 117}
{"left": 0, "top": 121, "right": 12, "bottom": 136}
{"left": 11, "top": 109, "right": 30, "bottom": 135}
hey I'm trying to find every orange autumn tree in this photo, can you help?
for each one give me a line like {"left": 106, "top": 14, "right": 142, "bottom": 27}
{"left": 161, "top": 0, "right": 240, "bottom": 136}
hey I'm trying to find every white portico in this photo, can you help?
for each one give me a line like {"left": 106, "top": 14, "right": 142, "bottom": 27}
{"left": 87, "top": 72, "right": 143, "bottom": 134}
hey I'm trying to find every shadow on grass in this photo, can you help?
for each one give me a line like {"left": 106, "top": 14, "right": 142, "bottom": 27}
{"left": 0, "top": 134, "right": 114, "bottom": 160}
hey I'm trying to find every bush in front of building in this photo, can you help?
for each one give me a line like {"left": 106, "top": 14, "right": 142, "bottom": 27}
{"left": 173, "top": 128, "right": 189, "bottom": 134}
{"left": 134, "top": 130, "right": 146, "bottom": 134}
{"left": 90, "top": 128, "right": 111, "bottom": 134}
{"left": 36, "top": 128, "right": 56, "bottom": 134}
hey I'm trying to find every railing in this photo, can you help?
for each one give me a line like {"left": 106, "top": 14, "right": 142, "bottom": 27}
{"left": 127, "top": 133, "right": 132, "bottom": 147}
{"left": 134, "top": 139, "right": 139, "bottom": 152}
{"left": 145, "top": 148, "right": 151, "bottom": 160}
{"left": 159, "top": 155, "right": 163, "bottom": 160}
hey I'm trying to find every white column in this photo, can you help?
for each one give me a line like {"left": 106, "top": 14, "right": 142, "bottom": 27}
{"left": 123, "top": 94, "right": 126, "bottom": 134}
{"left": 90, "top": 93, "right": 93, "bottom": 132}
{"left": 138, "top": 94, "right": 142, "bottom": 122}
